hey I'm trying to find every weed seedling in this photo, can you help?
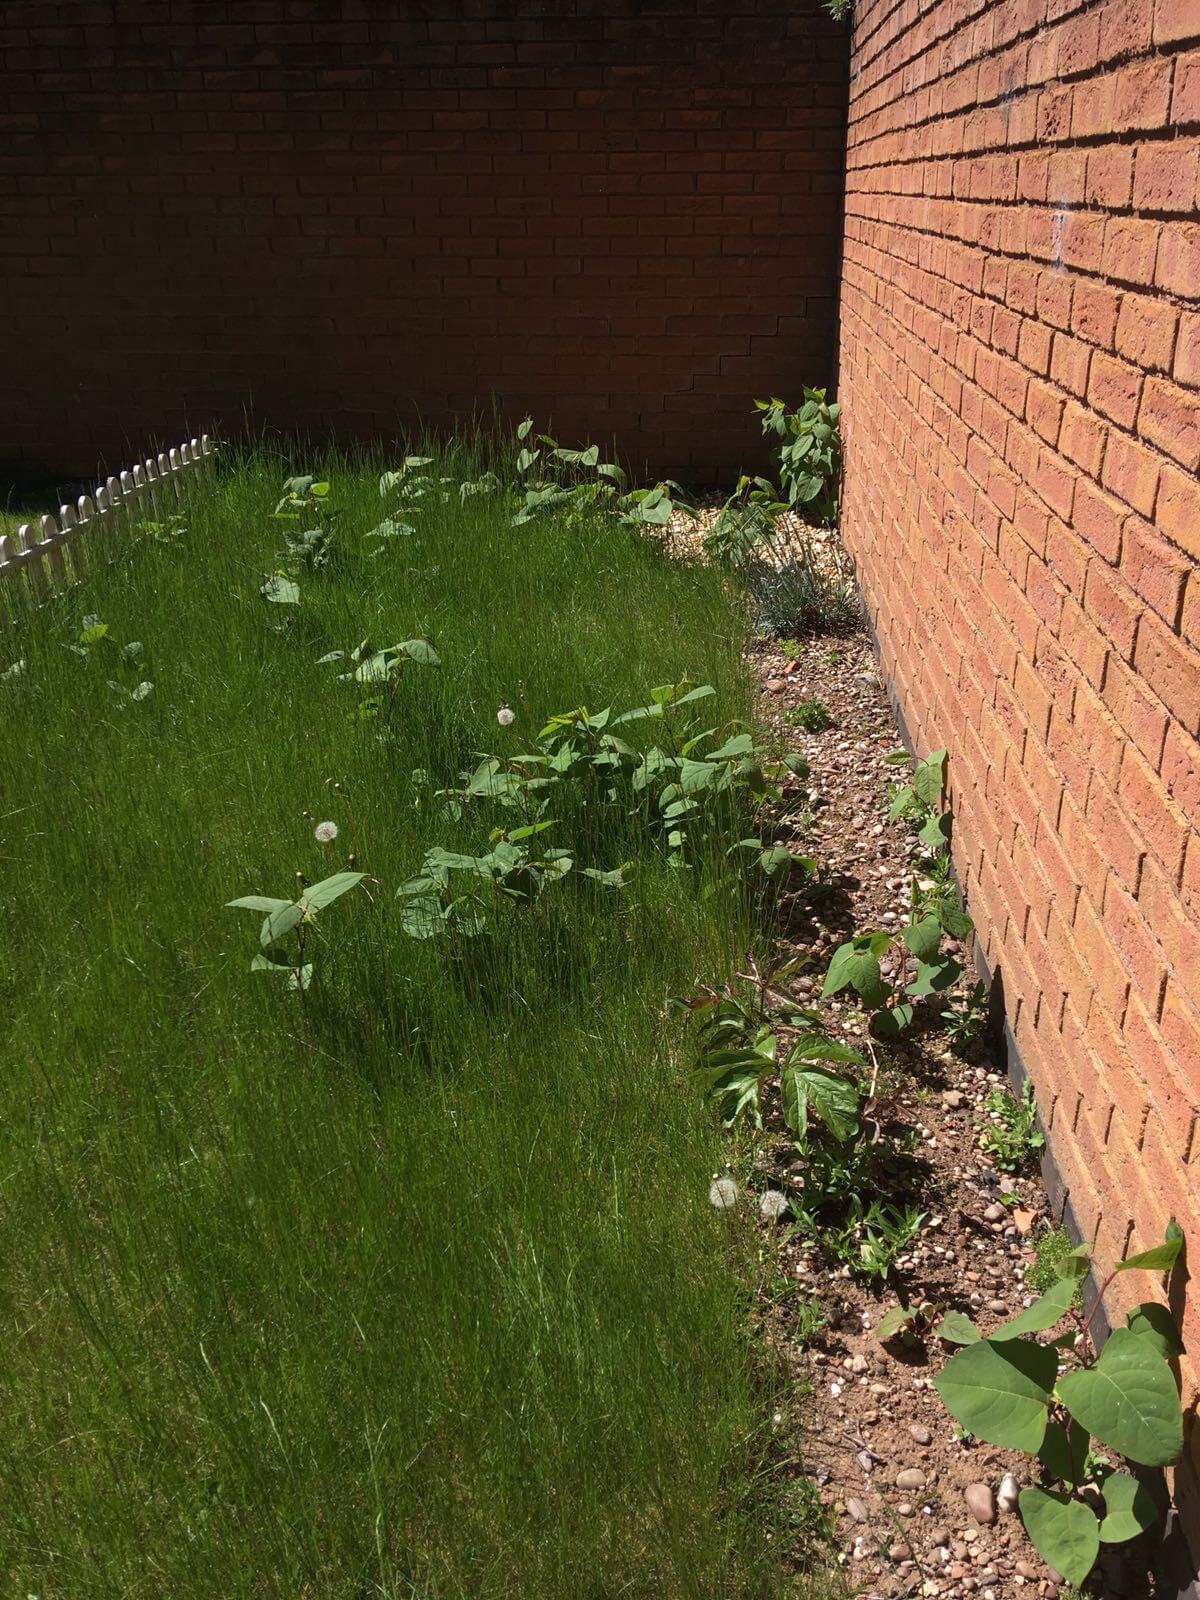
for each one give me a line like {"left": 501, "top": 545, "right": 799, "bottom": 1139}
{"left": 1027, "top": 1227, "right": 1082, "bottom": 1300}
{"left": 977, "top": 1079, "right": 1045, "bottom": 1173}
{"left": 784, "top": 699, "right": 834, "bottom": 733}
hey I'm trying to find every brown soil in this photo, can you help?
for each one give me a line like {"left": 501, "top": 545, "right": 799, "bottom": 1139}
{"left": 737, "top": 629, "right": 1173, "bottom": 1600}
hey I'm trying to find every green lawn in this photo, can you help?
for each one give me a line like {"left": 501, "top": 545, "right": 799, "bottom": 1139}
{"left": 0, "top": 442, "right": 819, "bottom": 1597}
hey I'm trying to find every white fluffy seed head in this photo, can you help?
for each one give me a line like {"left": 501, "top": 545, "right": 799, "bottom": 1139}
{"left": 497, "top": 703, "right": 516, "bottom": 726}
{"left": 758, "top": 1189, "right": 790, "bottom": 1221}
{"left": 314, "top": 820, "right": 339, "bottom": 843}
{"left": 708, "top": 1176, "right": 739, "bottom": 1210}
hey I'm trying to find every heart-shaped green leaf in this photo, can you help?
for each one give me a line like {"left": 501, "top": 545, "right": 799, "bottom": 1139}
{"left": 905, "top": 955, "right": 961, "bottom": 996}
{"left": 933, "top": 1336, "right": 1056, "bottom": 1451}
{"left": 822, "top": 937, "right": 890, "bottom": 1007}
{"left": 1057, "top": 1328, "right": 1182, "bottom": 1467}
{"left": 991, "top": 1277, "right": 1078, "bottom": 1340}
{"left": 901, "top": 917, "right": 941, "bottom": 962}
{"left": 260, "top": 574, "right": 300, "bottom": 605}
{"left": 1116, "top": 1220, "right": 1183, "bottom": 1275}
{"left": 1039, "top": 1420, "right": 1089, "bottom": 1487}
{"left": 1099, "top": 1471, "right": 1159, "bottom": 1543}
{"left": 937, "top": 1310, "right": 980, "bottom": 1345}
{"left": 1018, "top": 1488, "right": 1099, "bottom": 1586}
{"left": 1057, "top": 1244, "right": 1091, "bottom": 1280}
{"left": 1125, "top": 1301, "right": 1182, "bottom": 1359}
{"left": 869, "top": 1002, "right": 914, "bottom": 1040}
{"left": 912, "top": 747, "right": 947, "bottom": 806}
{"left": 876, "top": 1304, "right": 918, "bottom": 1341}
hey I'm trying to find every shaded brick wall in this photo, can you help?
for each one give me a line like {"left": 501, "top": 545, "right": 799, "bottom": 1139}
{"left": 0, "top": 0, "right": 846, "bottom": 485}
{"left": 839, "top": 0, "right": 1200, "bottom": 1522}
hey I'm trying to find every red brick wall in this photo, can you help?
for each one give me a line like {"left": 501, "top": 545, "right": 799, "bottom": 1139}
{"left": 840, "top": 0, "right": 1200, "bottom": 1520}
{"left": 0, "top": 0, "right": 846, "bottom": 485}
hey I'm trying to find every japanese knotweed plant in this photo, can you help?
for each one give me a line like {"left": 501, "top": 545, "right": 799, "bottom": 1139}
{"left": 273, "top": 472, "right": 337, "bottom": 572}
{"left": 510, "top": 418, "right": 693, "bottom": 532}
{"left": 933, "top": 1222, "right": 1185, "bottom": 1587}
{"left": 756, "top": 390, "right": 842, "bottom": 525}
{"left": 681, "top": 955, "right": 925, "bottom": 1281}
{"left": 885, "top": 744, "right": 954, "bottom": 853}
{"left": 823, "top": 747, "right": 971, "bottom": 1041}
{"left": 371, "top": 456, "right": 443, "bottom": 545}
{"left": 704, "top": 391, "right": 844, "bottom": 571}
{"left": 69, "top": 614, "right": 155, "bottom": 706}
{"left": 316, "top": 635, "right": 440, "bottom": 723}
{"left": 226, "top": 869, "right": 366, "bottom": 992}
{"left": 439, "top": 680, "right": 813, "bottom": 878}
{"left": 395, "top": 832, "right": 624, "bottom": 942}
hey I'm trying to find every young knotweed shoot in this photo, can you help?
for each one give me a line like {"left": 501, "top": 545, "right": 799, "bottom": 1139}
{"left": 317, "top": 636, "right": 441, "bottom": 724}
{"left": 272, "top": 474, "right": 338, "bottom": 571}
{"left": 226, "top": 869, "right": 366, "bottom": 993}
{"left": 69, "top": 616, "right": 156, "bottom": 704}
{"left": 823, "top": 747, "right": 970, "bottom": 1040}
{"left": 933, "top": 1221, "right": 1185, "bottom": 1587}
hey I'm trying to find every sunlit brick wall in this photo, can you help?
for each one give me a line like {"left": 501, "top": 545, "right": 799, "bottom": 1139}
{"left": 839, "top": 0, "right": 1200, "bottom": 1527}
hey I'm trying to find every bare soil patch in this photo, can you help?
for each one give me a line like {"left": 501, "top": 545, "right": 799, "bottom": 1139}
{"left": 741, "top": 630, "right": 1176, "bottom": 1600}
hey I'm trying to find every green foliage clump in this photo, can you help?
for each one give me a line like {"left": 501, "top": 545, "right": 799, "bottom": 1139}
{"left": 934, "top": 1224, "right": 1185, "bottom": 1587}
{"left": 701, "top": 392, "right": 855, "bottom": 638}
{"left": 784, "top": 699, "right": 834, "bottom": 733}
{"left": 823, "top": 748, "right": 973, "bottom": 1042}
{"left": 756, "top": 392, "right": 842, "bottom": 526}
{"left": 1027, "top": 1227, "right": 1080, "bottom": 1297}
{"left": 682, "top": 957, "right": 923, "bottom": 1281}
{"left": 978, "top": 1079, "right": 1046, "bottom": 1173}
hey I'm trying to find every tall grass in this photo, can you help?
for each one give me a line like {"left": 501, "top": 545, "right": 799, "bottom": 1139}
{"left": 0, "top": 441, "right": 824, "bottom": 1597}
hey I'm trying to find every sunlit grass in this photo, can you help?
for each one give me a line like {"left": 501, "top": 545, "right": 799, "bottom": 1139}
{"left": 0, "top": 439, "right": 834, "bottom": 1598}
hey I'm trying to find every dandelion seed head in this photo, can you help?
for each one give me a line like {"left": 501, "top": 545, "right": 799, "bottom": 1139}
{"left": 758, "top": 1189, "right": 790, "bottom": 1221}
{"left": 314, "top": 820, "right": 339, "bottom": 843}
{"left": 496, "top": 703, "right": 516, "bottom": 727}
{"left": 708, "top": 1176, "right": 739, "bottom": 1210}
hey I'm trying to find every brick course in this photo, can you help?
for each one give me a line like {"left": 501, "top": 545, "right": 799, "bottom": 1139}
{"left": 840, "top": 0, "right": 1200, "bottom": 1526}
{"left": 0, "top": 0, "right": 846, "bottom": 484}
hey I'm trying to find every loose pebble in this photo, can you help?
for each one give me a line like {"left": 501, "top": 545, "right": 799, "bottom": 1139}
{"left": 965, "top": 1482, "right": 997, "bottom": 1525}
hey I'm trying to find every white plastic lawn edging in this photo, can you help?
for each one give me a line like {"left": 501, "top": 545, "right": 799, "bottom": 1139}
{"left": 0, "top": 434, "right": 217, "bottom": 597}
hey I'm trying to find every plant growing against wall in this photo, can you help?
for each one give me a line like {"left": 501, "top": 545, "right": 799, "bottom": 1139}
{"left": 885, "top": 745, "right": 953, "bottom": 853}
{"left": 978, "top": 1079, "right": 1045, "bottom": 1173}
{"left": 821, "top": 747, "right": 973, "bottom": 1040}
{"left": 933, "top": 1223, "right": 1185, "bottom": 1587}
{"left": 756, "top": 391, "right": 842, "bottom": 525}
